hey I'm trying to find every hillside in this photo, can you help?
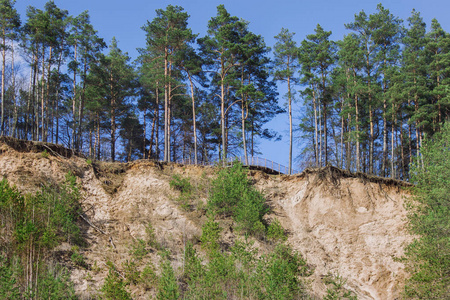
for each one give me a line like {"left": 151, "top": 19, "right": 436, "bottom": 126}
{"left": 0, "top": 138, "right": 412, "bottom": 299}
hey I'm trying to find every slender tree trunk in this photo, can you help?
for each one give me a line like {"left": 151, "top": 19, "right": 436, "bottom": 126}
{"left": 221, "top": 59, "right": 226, "bottom": 163}
{"left": 167, "top": 62, "right": 172, "bottom": 163}
{"left": 155, "top": 84, "right": 160, "bottom": 159}
{"left": 391, "top": 103, "right": 395, "bottom": 178}
{"left": 149, "top": 108, "right": 156, "bottom": 158}
{"left": 72, "top": 43, "right": 78, "bottom": 149}
{"left": 187, "top": 72, "right": 198, "bottom": 164}
{"left": 312, "top": 87, "right": 319, "bottom": 167}
{"left": 164, "top": 48, "right": 169, "bottom": 161}
{"left": 143, "top": 107, "right": 146, "bottom": 159}
{"left": 55, "top": 51, "right": 63, "bottom": 144}
{"left": 382, "top": 83, "right": 387, "bottom": 177}
{"left": 1, "top": 36, "right": 5, "bottom": 136}
{"left": 110, "top": 71, "right": 116, "bottom": 162}
{"left": 33, "top": 49, "right": 39, "bottom": 141}
{"left": 77, "top": 58, "right": 88, "bottom": 152}
{"left": 288, "top": 74, "right": 292, "bottom": 175}
{"left": 40, "top": 47, "right": 46, "bottom": 141}
{"left": 44, "top": 46, "right": 52, "bottom": 142}
{"left": 11, "top": 41, "right": 18, "bottom": 138}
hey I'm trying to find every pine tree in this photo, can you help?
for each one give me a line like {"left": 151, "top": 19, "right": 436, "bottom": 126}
{"left": 345, "top": 9, "right": 382, "bottom": 174}
{"left": 198, "top": 4, "right": 247, "bottom": 163}
{"left": 372, "top": 4, "right": 403, "bottom": 177}
{"left": 0, "top": 0, "right": 20, "bottom": 136}
{"left": 426, "top": 18, "right": 450, "bottom": 129}
{"left": 272, "top": 28, "right": 299, "bottom": 174}
{"left": 86, "top": 38, "right": 136, "bottom": 161}
{"left": 299, "top": 24, "right": 336, "bottom": 167}
{"left": 141, "top": 5, "right": 196, "bottom": 162}
{"left": 402, "top": 9, "right": 428, "bottom": 166}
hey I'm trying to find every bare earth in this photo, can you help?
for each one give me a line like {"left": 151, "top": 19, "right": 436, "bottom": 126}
{"left": 0, "top": 140, "right": 411, "bottom": 299}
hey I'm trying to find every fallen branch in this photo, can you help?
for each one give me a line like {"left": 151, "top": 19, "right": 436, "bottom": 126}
{"left": 79, "top": 213, "right": 106, "bottom": 235}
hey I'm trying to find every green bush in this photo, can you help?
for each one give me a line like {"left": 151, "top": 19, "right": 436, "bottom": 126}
{"left": 157, "top": 259, "right": 180, "bottom": 300}
{"left": 140, "top": 263, "right": 158, "bottom": 290}
{"left": 267, "top": 219, "right": 287, "bottom": 243}
{"left": 404, "top": 122, "right": 450, "bottom": 298}
{"left": 130, "top": 238, "right": 148, "bottom": 260}
{"left": 0, "top": 254, "right": 20, "bottom": 300}
{"left": 323, "top": 273, "right": 357, "bottom": 300}
{"left": 169, "top": 174, "right": 193, "bottom": 211}
{"left": 41, "top": 149, "right": 49, "bottom": 158}
{"left": 200, "top": 216, "right": 222, "bottom": 255}
{"left": 208, "top": 162, "right": 268, "bottom": 235}
{"left": 122, "top": 260, "right": 140, "bottom": 285}
{"left": 101, "top": 261, "right": 132, "bottom": 300}
{"left": 145, "top": 223, "right": 159, "bottom": 249}
{"left": 182, "top": 237, "right": 311, "bottom": 299}
{"left": 70, "top": 246, "right": 87, "bottom": 268}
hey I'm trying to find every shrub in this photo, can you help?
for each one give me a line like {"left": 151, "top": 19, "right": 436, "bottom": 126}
{"left": 157, "top": 259, "right": 180, "bottom": 300}
{"left": 41, "top": 149, "right": 49, "bottom": 158}
{"left": 140, "top": 263, "right": 158, "bottom": 290}
{"left": 130, "top": 238, "right": 148, "bottom": 261}
{"left": 404, "top": 122, "right": 450, "bottom": 298}
{"left": 0, "top": 175, "right": 83, "bottom": 298}
{"left": 101, "top": 261, "right": 131, "bottom": 300}
{"left": 169, "top": 174, "right": 193, "bottom": 211}
{"left": 122, "top": 260, "right": 140, "bottom": 285}
{"left": 200, "top": 216, "right": 222, "bottom": 255}
{"left": 267, "top": 219, "right": 287, "bottom": 243}
{"left": 323, "top": 273, "right": 357, "bottom": 300}
{"left": 208, "top": 162, "right": 268, "bottom": 235}
{"left": 145, "top": 223, "right": 158, "bottom": 249}
{"left": 70, "top": 246, "right": 87, "bottom": 268}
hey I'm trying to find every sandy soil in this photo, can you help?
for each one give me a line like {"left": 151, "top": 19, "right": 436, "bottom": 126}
{"left": 0, "top": 140, "right": 411, "bottom": 299}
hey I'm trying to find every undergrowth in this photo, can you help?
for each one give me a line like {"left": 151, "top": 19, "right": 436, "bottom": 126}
{"left": 0, "top": 173, "right": 81, "bottom": 299}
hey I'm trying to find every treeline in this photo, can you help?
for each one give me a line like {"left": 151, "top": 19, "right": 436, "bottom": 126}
{"left": 0, "top": 1, "right": 449, "bottom": 179}
{"left": 0, "top": 1, "right": 281, "bottom": 166}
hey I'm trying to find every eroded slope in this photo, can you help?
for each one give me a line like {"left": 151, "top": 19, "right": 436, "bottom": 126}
{"left": 0, "top": 139, "right": 411, "bottom": 299}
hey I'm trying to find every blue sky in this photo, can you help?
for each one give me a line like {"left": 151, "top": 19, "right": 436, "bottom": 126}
{"left": 15, "top": 0, "right": 450, "bottom": 169}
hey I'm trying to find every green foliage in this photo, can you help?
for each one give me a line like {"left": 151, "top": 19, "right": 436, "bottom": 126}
{"left": 267, "top": 218, "right": 287, "bottom": 243}
{"left": 122, "top": 259, "right": 140, "bottom": 285}
{"left": 41, "top": 149, "right": 49, "bottom": 158}
{"left": 183, "top": 239, "right": 310, "bottom": 299}
{"left": 130, "top": 238, "right": 148, "bottom": 261}
{"left": 70, "top": 246, "right": 87, "bottom": 268}
{"left": 0, "top": 255, "right": 20, "bottom": 300}
{"left": 404, "top": 122, "right": 450, "bottom": 299}
{"left": 35, "top": 264, "right": 77, "bottom": 300}
{"left": 0, "top": 174, "right": 83, "bottom": 298}
{"left": 323, "top": 273, "right": 357, "bottom": 300}
{"left": 157, "top": 259, "right": 180, "bottom": 300}
{"left": 200, "top": 216, "right": 222, "bottom": 255}
{"left": 140, "top": 262, "right": 158, "bottom": 290}
{"left": 208, "top": 162, "right": 268, "bottom": 235}
{"left": 169, "top": 174, "right": 194, "bottom": 211}
{"left": 257, "top": 244, "right": 311, "bottom": 299}
{"left": 101, "top": 262, "right": 132, "bottom": 300}
{"left": 145, "top": 222, "right": 158, "bottom": 249}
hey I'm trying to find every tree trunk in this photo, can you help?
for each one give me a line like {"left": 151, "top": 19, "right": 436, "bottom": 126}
{"left": 187, "top": 72, "right": 198, "bottom": 164}
{"left": 1, "top": 36, "right": 5, "bottom": 136}
{"left": 312, "top": 87, "right": 319, "bottom": 167}
{"left": 164, "top": 47, "right": 169, "bottom": 162}
{"left": 288, "top": 74, "right": 293, "bottom": 175}
{"left": 11, "top": 41, "right": 17, "bottom": 138}
{"left": 110, "top": 71, "right": 116, "bottom": 162}
{"left": 72, "top": 43, "right": 78, "bottom": 149}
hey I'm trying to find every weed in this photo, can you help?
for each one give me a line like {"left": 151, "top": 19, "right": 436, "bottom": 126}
{"left": 130, "top": 238, "right": 148, "bottom": 261}
{"left": 41, "top": 149, "right": 49, "bottom": 158}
